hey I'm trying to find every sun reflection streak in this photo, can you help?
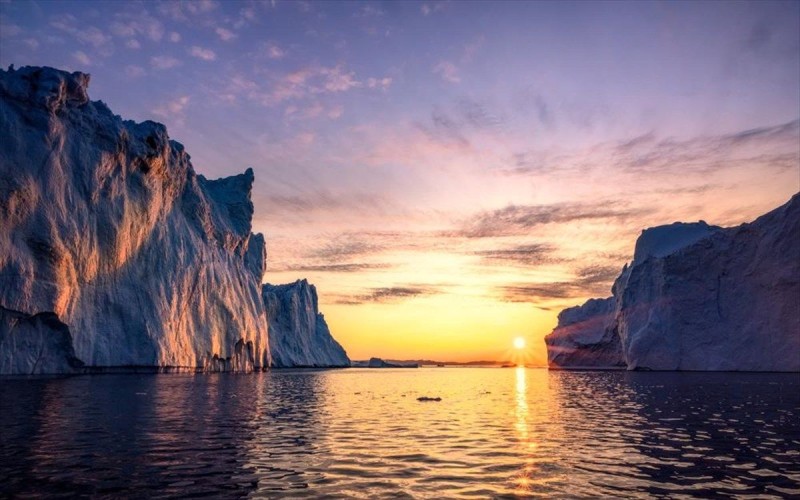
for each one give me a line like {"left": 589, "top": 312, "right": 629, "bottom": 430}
{"left": 514, "top": 366, "right": 532, "bottom": 492}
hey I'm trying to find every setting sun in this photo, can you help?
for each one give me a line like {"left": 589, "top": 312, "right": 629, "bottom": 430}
{"left": 513, "top": 337, "right": 526, "bottom": 350}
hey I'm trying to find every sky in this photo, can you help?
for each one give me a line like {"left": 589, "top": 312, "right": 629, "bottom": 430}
{"left": 1, "top": 0, "right": 799, "bottom": 364}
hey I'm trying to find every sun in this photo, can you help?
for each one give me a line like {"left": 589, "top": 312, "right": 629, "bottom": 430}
{"left": 513, "top": 337, "right": 526, "bottom": 350}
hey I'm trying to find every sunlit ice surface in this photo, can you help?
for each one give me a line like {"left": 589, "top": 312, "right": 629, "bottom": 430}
{"left": 2, "top": 370, "right": 798, "bottom": 498}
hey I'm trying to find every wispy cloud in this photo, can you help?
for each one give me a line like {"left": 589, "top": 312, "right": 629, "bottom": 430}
{"left": 265, "top": 42, "right": 285, "bottom": 59}
{"left": 334, "top": 285, "right": 441, "bottom": 305}
{"left": 272, "top": 263, "right": 389, "bottom": 273}
{"left": 0, "top": 20, "right": 22, "bottom": 38}
{"left": 125, "top": 65, "right": 146, "bottom": 78}
{"left": 150, "top": 55, "right": 181, "bottom": 69}
{"left": 255, "top": 64, "right": 362, "bottom": 105}
{"left": 433, "top": 61, "right": 460, "bottom": 83}
{"left": 366, "top": 77, "right": 392, "bottom": 90}
{"left": 258, "top": 190, "right": 395, "bottom": 218}
{"left": 420, "top": 2, "right": 445, "bottom": 16}
{"left": 189, "top": 45, "right": 216, "bottom": 61}
{"left": 308, "top": 236, "right": 385, "bottom": 260}
{"left": 508, "top": 119, "right": 800, "bottom": 177}
{"left": 152, "top": 95, "right": 190, "bottom": 125}
{"left": 473, "top": 243, "right": 558, "bottom": 267}
{"left": 415, "top": 98, "right": 504, "bottom": 149}
{"left": 453, "top": 201, "right": 653, "bottom": 238}
{"left": 215, "top": 27, "right": 236, "bottom": 41}
{"left": 51, "top": 16, "right": 113, "bottom": 55}
{"left": 73, "top": 50, "right": 91, "bottom": 66}
{"left": 111, "top": 11, "right": 165, "bottom": 42}
{"left": 499, "top": 263, "right": 622, "bottom": 304}
{"left": 158, "top": 0, "right": 218, "bottom": 22}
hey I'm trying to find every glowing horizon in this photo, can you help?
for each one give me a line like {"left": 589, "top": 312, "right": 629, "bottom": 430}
{"left": 2, "top": 0, "right": 798, "bottom": 363}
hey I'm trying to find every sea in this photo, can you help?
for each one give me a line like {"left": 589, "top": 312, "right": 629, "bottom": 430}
{"left": 1, "top": 368, "right": 798, "bottom": 498}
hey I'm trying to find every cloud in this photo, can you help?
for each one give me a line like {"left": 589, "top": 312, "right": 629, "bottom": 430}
{"left": 321, "top": 65, "right": 360, "bottom": 92}
{"left": 453, "top": 201, "right": 653, "bottom": 238}
{"left": 265, "top": 42, "right": 285, "bottom": 59}
{"left": 335, "top": 285, "right": 440, "bottom": 305}
{"left": 575, "top": 265, "right": 622, "bottom": 286}
{"left": 80, "top": 27, "right": 111, "bottom": 48}
{"left": 414, "top": 98, "right": 504, "bottom": 150}
{"left": 473, "top": 243, "right": 559, "bottom": 267}
{"left": 256, "top": 64, "right": 365, "bottom": 106}
{"left": 158, "top": 0, "right": 218, "bottom": 21}
{"left": 420, "top": 2, "right": 445, "bottom": 16}
{"left": 507, "top": 120, "right": 800, "bottom": 178}
{"left": 215, "top": 27, "right": 236, "bottom": 41}
{"left": 169, "top": 32, "right": 181, "bottom": 42}
{"left": 72, "top": 51, "right": 91, "bottom": 66}
{"left": 152, "top": 96, "right": 190, "bottom": 125}
{"left": 0, "top": 20, "right": 22, "bottom": 37}
{"left": 125, "top": 65, "right": 146, "bottom": 78}
{"left": 328, "top": 105, "right": 344, "bottom": 119}
{"left": 284, "top": 102, "right": 344, "bottom": 121}
{"left": 111, "top": 11, "right": 165, "bottom": 42}
{"left": 456, "top": 97, "right": 503, "bottom": 130}
{"left": 187, "top": 0, "right": 218, "bottom": 14}
{"left": 366, "top": 77, "right": 392, "bottom": 90}
{"left": 499, "top": 263, "right": 623, "bottom": 304}
{"left": 433, "top": 61, "right": 460, "bottom": 83}
{"left": 258, "top": 191, "right": 395, "bottom": 219}
{"left": 421, "top": 108, "right": 469, "bottom": 148}
{"left": 189, "top": 45, "right": 216, "bottom": 61}
{"left": 23, "top": 38, "right": 39, "bottom": 49}
{"left": 461, "top": 35, "right": 485, "bottom": 63}
{"left": 355, "top": 4, "right": 384, "bottom": 18}
{"left": 272, "top": 263, "right": 389, "bottom": 273}
{"left": 51, "top": 16, "right": 113, "bottom": 54}
{"left": 125, "top": 39, "right": 141, "bottom": 49}
{"left": 150, "top": 55, "right": 181, "bottom": 69}
{"left": 308, "top": 236, "right": 385, "bottom": 260}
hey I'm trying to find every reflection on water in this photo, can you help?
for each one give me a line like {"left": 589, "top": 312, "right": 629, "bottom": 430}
{"left": 1, "top": 369, "right": 798, "bottom": 498}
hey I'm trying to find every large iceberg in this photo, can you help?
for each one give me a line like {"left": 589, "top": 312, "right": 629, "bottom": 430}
{"left": 545, "top": 195, "right": 800, "bottom": 371}
{"left": 0, "top": 66, "right": 269, "bottom": 374}
{"left": 263, "top": 280, "right": 350, "bottom": 368}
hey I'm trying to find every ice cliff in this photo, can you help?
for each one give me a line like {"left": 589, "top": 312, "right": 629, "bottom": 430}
{"left": 0, "top": 66, "right": 269, "bottom": 374}
{"left": 545, "top": 195, "right": 800, "bottom": 371}
{"left": 545, "top": 297, "right": 625, "bottom": 369}
{"left": 262, "top": 280, "right": 350, "bottom": 368}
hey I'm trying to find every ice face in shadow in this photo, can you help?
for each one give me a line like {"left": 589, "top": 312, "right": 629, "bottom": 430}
{"left": 544, "top": 297, "right": 626, "bottom": 369}
{"left": 618, "top": 195, "right": 800, "bottom": 371}
{"left": 0, "top": 66, "right": 269, "bottom": 374}
{"left": 546, "top": 195, "right": 800, "bottom": 371}
{"left": 262, "top": 280, "right": 350, "bottom": 368}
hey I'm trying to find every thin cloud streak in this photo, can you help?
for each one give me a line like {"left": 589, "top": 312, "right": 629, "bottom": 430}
{"left": 453, "top": 202, "right": 655, "bottom": 238}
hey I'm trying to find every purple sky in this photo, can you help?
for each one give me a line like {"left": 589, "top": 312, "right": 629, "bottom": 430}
{"left": 2, "top": 0, "right": 798, "bottom": 361}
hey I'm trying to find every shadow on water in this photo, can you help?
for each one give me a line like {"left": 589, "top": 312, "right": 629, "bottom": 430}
{"left": 0, "top": 372, "right": 328, "bottom": 498}
{"left": 622, "top": 372, "right": 800, "bottom": 498}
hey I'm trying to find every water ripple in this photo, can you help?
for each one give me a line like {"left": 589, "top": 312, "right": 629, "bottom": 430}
{"left": 1, "top": 369, "right": 798, "bottom": 498}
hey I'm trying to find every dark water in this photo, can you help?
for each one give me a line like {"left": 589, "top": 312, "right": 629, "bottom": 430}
{"left": 1, "top": 368, "right": 798, "bottom": 498}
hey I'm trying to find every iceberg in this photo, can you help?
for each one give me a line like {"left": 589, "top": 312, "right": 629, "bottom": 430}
{"left": 262, "top": 280, "right": 350, "bottom": 368}
{"left": 546, "top": 195, "right": 800, "bottom": 371}
{"left": 0, "top": 66, "right": 269, "bottom": 374}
